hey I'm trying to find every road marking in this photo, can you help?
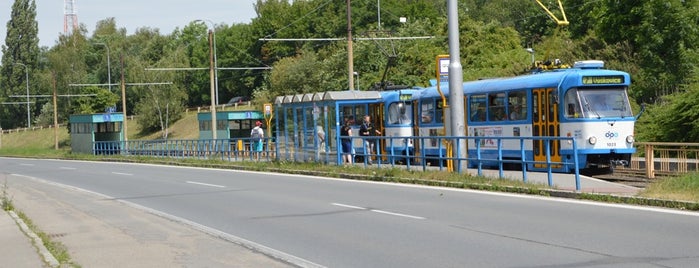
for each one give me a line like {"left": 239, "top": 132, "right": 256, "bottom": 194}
{"left": 332, "top": 203, "right": 425, "bottom": 220}
{"left": 370, "top": 209, "right": 426, "bottom": 220}
{"left": 332, "top": 203, "right": 366, "bottom": 210}
{"left": 59, "top": 167, "right": 76, "bottom": 170}
{"left": 20, "top": 163, "right": 34, "bottom": 166}
{"left": 111, "top": 172, "right": 133, "bottom": 176}
{"left": 186, "top": 181, "right": 226, "bottom": 188}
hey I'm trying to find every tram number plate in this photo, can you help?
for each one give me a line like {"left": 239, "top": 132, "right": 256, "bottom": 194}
{"left": 607, "top": 142, "right": 616, "bottom": 147}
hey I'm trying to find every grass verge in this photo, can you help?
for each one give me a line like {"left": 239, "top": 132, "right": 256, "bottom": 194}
{"left": 15, "top": 210, "right": 81, "bottom": 267}
{"left": 2, "top": 179, "right": 79, "bottom": 267}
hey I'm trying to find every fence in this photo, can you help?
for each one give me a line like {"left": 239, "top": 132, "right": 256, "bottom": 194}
{"left": 95, "top": 135, "right": 582, "bottom": 190}
{"left": 94, "top": 137, "right": 275, "bottom": 162}
{"left": 625, "top": 142, "right": 699, "bottom": 178}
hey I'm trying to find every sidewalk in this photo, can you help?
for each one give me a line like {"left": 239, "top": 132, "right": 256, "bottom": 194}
{"left": 469, "top": 168, "right": 642, "bottom": 195}
{"left": 4, "top": 176, "right": 294, "bottom": 268}
{"left": 0, "top": 210, "right": 50, "bottom": 267}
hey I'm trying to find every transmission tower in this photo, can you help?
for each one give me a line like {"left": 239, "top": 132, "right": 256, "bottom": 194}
{"left": 64, "top": 0, "right": 78, "bottom": 34}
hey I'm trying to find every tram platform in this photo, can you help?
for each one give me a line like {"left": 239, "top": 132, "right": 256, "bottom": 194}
{"left": 466, "top": 168, "right": 642, "bottom": 196}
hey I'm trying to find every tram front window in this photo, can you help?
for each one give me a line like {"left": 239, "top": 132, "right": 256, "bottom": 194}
{"left": 568, "top": 88, "right": 633, "bottom": 118}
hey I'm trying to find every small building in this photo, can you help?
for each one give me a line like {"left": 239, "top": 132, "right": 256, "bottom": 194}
{"left": 69, "top": 113, "right": 124, "bottom": 154}
{"left": 197, "top": 110, "right": 265, "bottom": 139}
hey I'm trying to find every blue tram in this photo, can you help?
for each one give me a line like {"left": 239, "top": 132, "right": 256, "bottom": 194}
{"left": 414, "top": 60, "right": 636, "bottom": 172}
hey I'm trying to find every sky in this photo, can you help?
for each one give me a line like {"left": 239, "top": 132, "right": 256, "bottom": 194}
{"left": 0, "top": 0, "right": 259, "bottom": 49}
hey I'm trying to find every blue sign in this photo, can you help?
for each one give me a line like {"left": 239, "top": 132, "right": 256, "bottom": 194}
{"left": 245, "top": 112, "right": 252, "bottom": 118}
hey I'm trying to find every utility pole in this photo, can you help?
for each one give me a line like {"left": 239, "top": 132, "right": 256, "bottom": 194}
{"left": 121, "top": 54, "right": 128, "bottom": 141}
{"left": 53, "top": 72, "right": 59, "bottom": 149}
{"left": 347, "top": 0, "right": 354, "bottom": 91}
{"left": 208, "top": 30, "right": 218, "bottom": 139}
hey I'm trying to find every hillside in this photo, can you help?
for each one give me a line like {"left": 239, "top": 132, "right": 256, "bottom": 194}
{"left": 0, "top": 111, "right": 200, "bottom": 152}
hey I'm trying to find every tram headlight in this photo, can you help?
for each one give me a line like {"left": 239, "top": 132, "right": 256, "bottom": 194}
{"left": 626, "top": 135, "right": 635, "bottom": 143}
{"left": 588, "top": 136, "right": 597, "bottom": 145}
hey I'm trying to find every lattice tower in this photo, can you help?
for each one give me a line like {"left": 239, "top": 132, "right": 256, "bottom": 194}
{"left": 64, "top": 0, "right": 78, "bottom": 34}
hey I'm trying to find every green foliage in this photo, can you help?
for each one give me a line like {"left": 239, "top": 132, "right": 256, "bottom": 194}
{"left": 636, "top": 73, "right": 699, "bottom": 142}
{"left": 34, "top": 102, "right": 54, "bottom": 127}
{"left": 74, "top": 87, "right": 120, "bottom": 114}
{"left": 1, "top": 180, "right": 13, "bottom": 211}
{"left": 1, "top": 0, "right": 698, "bottom": 144}
{"left": 0, "top": 0, "right": 40, "bottom": 129}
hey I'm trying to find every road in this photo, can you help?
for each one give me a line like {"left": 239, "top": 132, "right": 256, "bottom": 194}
{"left": 2, "top": 157, "right": 699, "bottom": 267}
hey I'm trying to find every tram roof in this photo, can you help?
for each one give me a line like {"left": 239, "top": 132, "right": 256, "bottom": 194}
{"left": 322, "top": 90, "right": 382, "bottom": 101}
{"left": 418, "top": 68, "right": 630, "bottom": 98}
{"left": 276, "top": 90, "right": 382, "bottom": 105}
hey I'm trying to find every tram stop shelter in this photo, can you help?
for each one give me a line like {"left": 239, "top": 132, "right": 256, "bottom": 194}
{"left": 197, "top": 110, "right": 265, "bottom": 140}
{"left": 274, "top": 91, "right": 383, "bottom": 163}
{"left": 69, "top": 113, "right": 124, "bottom": 154}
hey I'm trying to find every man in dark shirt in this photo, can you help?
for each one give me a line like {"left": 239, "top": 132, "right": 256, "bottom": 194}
{"left": 359, "top": 115, "right": 381, "bottom": 164}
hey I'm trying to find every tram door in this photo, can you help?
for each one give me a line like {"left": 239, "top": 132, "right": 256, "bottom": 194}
{"left": 532, "top": 88, "right": 561, "bottom": 168}
{"left": 369, "top": 103, "right": 385, "bottom": 161}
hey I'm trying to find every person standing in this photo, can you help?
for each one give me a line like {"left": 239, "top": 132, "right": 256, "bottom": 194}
{"left": 251, "top": 121, "right": 264, "bottom": 161}
{"left": 340, "top": 118, "right": 353, "bottom": 165}
{"left": 359, "top": 115, "right": 381, "bottom": 164}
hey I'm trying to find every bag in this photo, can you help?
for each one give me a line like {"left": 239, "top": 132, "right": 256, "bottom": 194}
{"left": 251, "top": 128, "right": 262, "bottom": 142}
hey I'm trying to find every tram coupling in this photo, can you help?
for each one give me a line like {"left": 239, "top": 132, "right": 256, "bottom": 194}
{"left": 611, "top": 159, "right": 629, "bottom": 167}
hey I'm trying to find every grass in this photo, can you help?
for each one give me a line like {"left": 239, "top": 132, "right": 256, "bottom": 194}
{"left": 2, "top": 179, "right": 79, "bottom": 267}
{"left": 640, "top": 172, "right": 699, "bottom": 202}
{"left": 15, "top": 210, "right": 80, "bottom": 267}
{"left": 2, "top": 179, "right": 13, "bottom": 211}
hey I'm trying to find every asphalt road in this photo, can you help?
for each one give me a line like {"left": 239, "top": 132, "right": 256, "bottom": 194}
{"left": 2, "top": 157, "right": 699, "bottom": 268}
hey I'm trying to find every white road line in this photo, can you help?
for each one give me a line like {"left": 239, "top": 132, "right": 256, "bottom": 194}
{"left": 370, "top": 209, "right": 426, "bottom": 220}
{"left": 332, "top": 203, "right": 366, "bottom": 210}
{"left": 332, "top": 203, "right": 425, "bottom": 220}
{"left": 19, "top": 163, "right": 34, "bottom": 166}
{"left": 111, "top": 172, "right": 133, "bottom": 176}
{"left": 186, "top": 181, "right": 226, "bottom": 188}
{"left": 59, "top": 167, "right": 76, "bottom": 170}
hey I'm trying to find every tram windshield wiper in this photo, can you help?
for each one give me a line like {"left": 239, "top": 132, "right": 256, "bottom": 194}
{"left": 582, "top": 96, "right": 601, "bottom": 119}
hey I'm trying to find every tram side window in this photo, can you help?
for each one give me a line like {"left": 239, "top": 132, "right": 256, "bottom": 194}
{"left": 488, "top": 93, "right": 507, "bottom": 121}
{"left": 507, "top": 90, "right": 527, "bottom": 121}
{"left": 421, "top": 100, "right": 435, "bottom": 123}
{"left": 354, "top": 106, "right": 366, "bottom": 126}
{"left": 388, "top": 102, "right": 412, "bottom": 124}
{"left": 564, "top": 89, "right": 582, "bottom": 118}
{"left": 469, "top": 94, "right": 486, "bottom": 122}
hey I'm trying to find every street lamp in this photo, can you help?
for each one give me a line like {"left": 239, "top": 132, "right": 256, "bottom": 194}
{"left": 94, "top": 42, "right": 112, "bottom": 91}
{"left": 353, "top": 72, "right": 359, "bottom": 90}
{"left": 13, "top": 62, "right": 30, "bottom": 128}
{"left": 195, "top": 19, "right": 219, "bottom": 105}
{"left": 526, "top": 48, "right": 535, "bottom": 65}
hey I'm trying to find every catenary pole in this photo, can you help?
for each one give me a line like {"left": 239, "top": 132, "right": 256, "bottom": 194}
{"left": 447, "top": 0, "right": 466, "bottom": 170}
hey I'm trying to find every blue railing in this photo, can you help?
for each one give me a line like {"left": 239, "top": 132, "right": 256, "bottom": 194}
{"left": 94, "top": 137, "right": 274, "bottom": 162}
{"left": 94, "top": 135, "right": 581, "bottom": 190}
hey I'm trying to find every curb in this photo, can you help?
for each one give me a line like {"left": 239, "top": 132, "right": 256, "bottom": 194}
{"left": 8, "top": 210, "right": 60, "bottom": 267}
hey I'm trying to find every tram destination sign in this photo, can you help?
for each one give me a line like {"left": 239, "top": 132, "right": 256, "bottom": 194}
{"left": 582, "top": 75, "right": 625, "bottom": 85}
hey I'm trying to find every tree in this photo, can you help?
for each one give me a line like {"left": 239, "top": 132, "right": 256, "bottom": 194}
{"left": 0, "top": 0, "right": 40, "bottom": 129}
{"left": 594, "top": 0, "right": 699, "bottom": 102}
